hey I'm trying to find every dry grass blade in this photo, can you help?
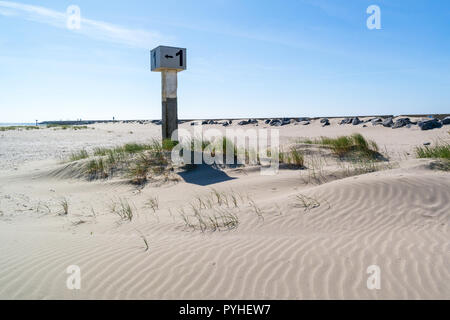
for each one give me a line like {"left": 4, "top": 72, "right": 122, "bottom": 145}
{"left": 59, "top": 198, "right": 69, "bottom": 215}
{"left": 112, "top": 198, "right": 134, "bottom": 221}
{"left": 294, "top": 194, "right": 321, "bottom": 212}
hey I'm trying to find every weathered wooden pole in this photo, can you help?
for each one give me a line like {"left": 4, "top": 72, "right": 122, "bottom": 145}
{"left": 151, "top": 46, "right": 187, "bottom": 141}
{"left": 161, "top": 70, "right": 178, "bottom": 140}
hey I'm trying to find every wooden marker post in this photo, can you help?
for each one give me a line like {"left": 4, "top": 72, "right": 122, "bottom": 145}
{"left": 151, "top": 46, "right": 187, "bottom": 141}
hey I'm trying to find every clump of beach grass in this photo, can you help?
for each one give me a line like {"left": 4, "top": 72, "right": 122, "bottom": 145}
{"left": 162, "top": 139, "right": 179, "bottom": 151}
{"left": 279, "top": 147, "right": 304, "bottom": 167}
{"left": 111, "top": 198, "right": 134, "bottom": 221}
{"left": 85, "top": 158, "right": 108, "bottom": 179}
{"left": 128, "top": 148, "right": 169, "bottom": 184}
{"left": 319, "top": 134, "right": 379, "bottom": 158}
{"left": 58, "top": 198, "right": 69, "bottom": 215}
{"left": 178, "top": 190, "right": 249, "bottom": 232}
{"left": 69, "top": 149, "right": 89, "bottom": 162}
{"left": 146, "top": 197, "right": 159, "bottom": 213}
{"left": 300, "top": 133, "right": 380, "bottom": 159}
{"left": 64, "top": 140, "right": 173, "bottom": 183}
{"left": 415, "top": 142, "right": 450, "bottom": 160}
{"left": 416, "top": 142, "right": 450, "bottom": 171}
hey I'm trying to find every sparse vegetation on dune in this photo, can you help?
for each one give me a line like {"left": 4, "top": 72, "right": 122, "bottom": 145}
{"left": 85, "top": 158, "right": 109, "bottom": 179}
{"left": 46, "top": 124, "right": 90, "bottom": 130}
{"left": 69, "top": 149, "right": 89, "bottom": 162}
{"left": 279, "top": 147, "right": 305, "bottom": 167}
{"left": 128, "top": 151, "right": 169, "bottom": 184}
{"left": 58, "top": 198, "right": 69, "bottom": 215}
{"left": 300, "top": 133, "right": 380, "bottom": 159}
{"left": 294, "top": 138, "right": 395, "bottom": 185}
{"left": 416, "top": 142, "right": 450, "bottom": 171}
{"left": 0, "top": 126, "right": 40, "bottom": 131}
{"left": 146, "top": 197, "right": 159, "bottom": 213}
{"left": 111, "top": 198, "right": 134, "bottom": 222}
{"left": 65, "top": 140, "right": 174, "bottom": 183}
{"left": 415, "top": 143, "right": 450, "bottom": 160}
{"left": 61, "top": 133, "right": 389, "bottom": 187}
{"left": 178, "top": 189, "right": 257, "bottom": 232}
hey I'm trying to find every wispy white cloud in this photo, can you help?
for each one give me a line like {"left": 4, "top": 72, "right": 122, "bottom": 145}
{"left": 0, "top": 1, "right": 166, "bottom": 48}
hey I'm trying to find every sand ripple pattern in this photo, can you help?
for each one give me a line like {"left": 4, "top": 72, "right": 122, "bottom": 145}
{"left": 0, "top": 171, "right": 448, "bottom": 299}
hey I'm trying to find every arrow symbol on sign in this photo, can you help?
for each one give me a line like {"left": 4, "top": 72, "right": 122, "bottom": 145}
{"left": 165, "top": 55, "right": 174, "bottom": 59}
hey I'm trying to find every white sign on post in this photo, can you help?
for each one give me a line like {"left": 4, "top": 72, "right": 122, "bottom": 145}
{"left": 151, "top": 46, "right": 187, "bottom": 72}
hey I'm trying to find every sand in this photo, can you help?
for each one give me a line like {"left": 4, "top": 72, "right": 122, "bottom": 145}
{"left": 0, "top": 117, "right": 449, "bottom": 299}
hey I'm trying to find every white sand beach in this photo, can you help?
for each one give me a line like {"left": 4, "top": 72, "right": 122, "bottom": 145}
{"left": 0, "top": 118, "right": 449, "bottom": 300}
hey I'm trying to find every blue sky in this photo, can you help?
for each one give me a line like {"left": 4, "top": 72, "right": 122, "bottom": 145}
{"left": 0, "top": 0, "right": 449, "bottom": 122}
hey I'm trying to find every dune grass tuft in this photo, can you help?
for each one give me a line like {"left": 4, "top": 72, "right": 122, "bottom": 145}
{"left": 146, "top": 197, "right": 159, "bottom": 213}
{"left": 279, "top": 147, "right": 304, "bottom": 167}
{"left": 128, "top": 148, "right": 169, "bottom": 184}
{"left": 69, "top": 149, "right": 89, "bottom": 162}
{"left": 416, "top": 142, "right": 450, "bottom": 171}
{"left": 85, "top": 158, "right": 108, "bottom": 179}
{"left": 112, "top": 198, "right": 134, "bottom": 221}
{"left": 304, "top": 133, "right": 380, "bottom": 159}
{"left": 58, "top": 198, "right": 69, "bottom": 215}
{"left": 64, "top": 140, "right": 173, "bottom": 183}
{"left": 415, "top": 143, "right": 450, "bottom": 160}
{"left": 178, "top": 190, "right": 249, "bottom": 232}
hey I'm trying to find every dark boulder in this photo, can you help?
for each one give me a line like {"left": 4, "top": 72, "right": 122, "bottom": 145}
{"left": 418, "top": 119, "right": 442, "bottom": 131}
{"left": 392, "top": 118, "right": 411, "bottom": 129}
{"left": 270, "top": 119, "right": 282, "bottom": 127}
{"left": 282, "top": 118, "right": 291, "bottom": 126}
{"left": 352, "top": 117, "right": 361, "bottom": 125}
{"left": 238, "top": 120, "right": 249, "bottom": 126}
{"left": 264, "top": 119, "right": 271, "bottom": 124}
{"left": 340, "top": 118, "right": 353, "bottom": 125}
{"left": 382, "top": 118, "right": 394, "bottom": 127}
{"left": 371, "top": 118, "right": 383, "bottom": 125}
{"left": 321, "top": 119, "right": 330, "bottom": 127}
{"left": 442, "top": 117, "right": 450, "bottom": 125}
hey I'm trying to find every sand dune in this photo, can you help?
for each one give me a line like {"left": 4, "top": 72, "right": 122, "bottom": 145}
{"left": 0, "top": 120, "right": 448, "bottom": 299}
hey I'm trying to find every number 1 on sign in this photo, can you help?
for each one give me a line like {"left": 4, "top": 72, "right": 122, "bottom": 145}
{"left": 176, "top": 50, "right": 183, "bottom": 67}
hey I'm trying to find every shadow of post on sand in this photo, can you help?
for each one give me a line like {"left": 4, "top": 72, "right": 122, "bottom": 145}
{"left": 178, "top": 163, "right": 236, "bottom": 186}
